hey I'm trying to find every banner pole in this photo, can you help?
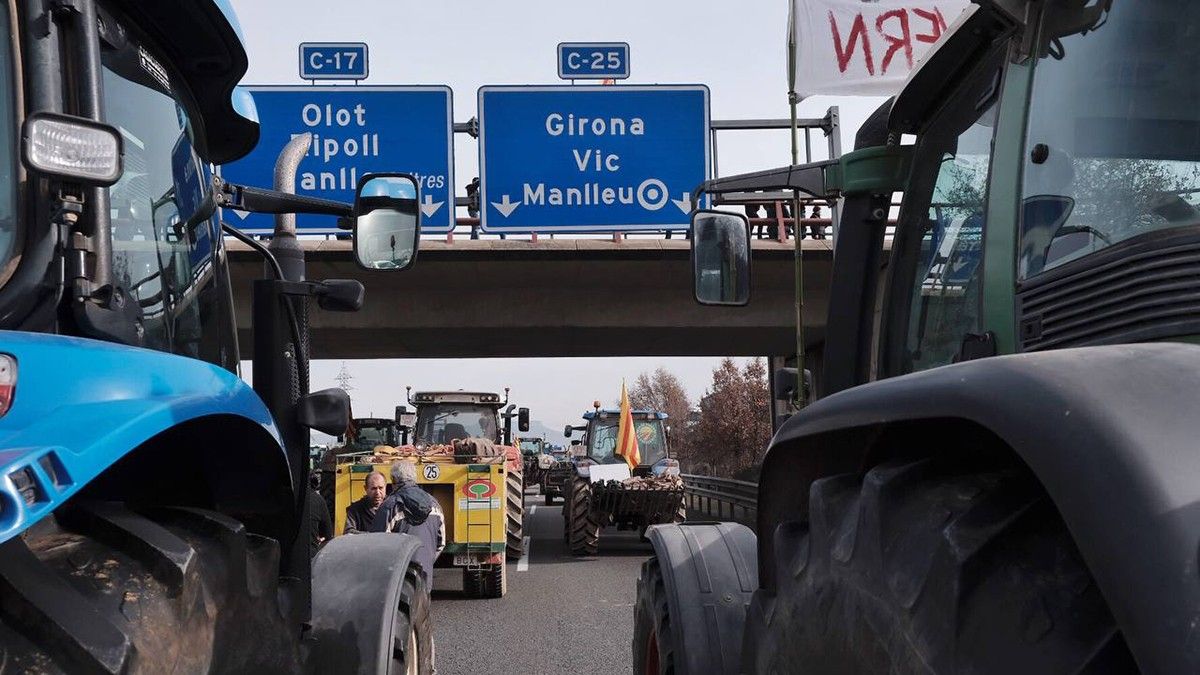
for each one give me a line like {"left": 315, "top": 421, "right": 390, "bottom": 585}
{"left": 787, "top": 0, "right": 807, "bottom": 409}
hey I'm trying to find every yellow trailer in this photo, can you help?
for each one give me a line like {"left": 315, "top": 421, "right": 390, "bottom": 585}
{"left": 334, "top": 456, "right": 509, "bottom": 598}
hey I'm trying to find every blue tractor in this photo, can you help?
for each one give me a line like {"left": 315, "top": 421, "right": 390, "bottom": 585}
{"left": 0, "top": 1, "right": 431, "bottom": 672}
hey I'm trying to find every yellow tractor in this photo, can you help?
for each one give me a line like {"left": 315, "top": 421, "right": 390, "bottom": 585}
{"left": 335, "top": 454, "right": 512, "bottom": 598}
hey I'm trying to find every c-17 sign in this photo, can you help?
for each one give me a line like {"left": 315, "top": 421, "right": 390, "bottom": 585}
{"left": 477, "top": 85, "right": 709, "bottom": 233}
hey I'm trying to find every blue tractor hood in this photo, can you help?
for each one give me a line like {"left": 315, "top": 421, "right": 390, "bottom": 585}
{"left": 107, "top": 0, "right": 260, "bottom": 164}
{"left": 0, "top": 332, "right": 284, "bottom": 544}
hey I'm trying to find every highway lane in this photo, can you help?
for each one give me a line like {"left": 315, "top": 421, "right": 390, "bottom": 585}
{"left": 430, "top": 490, "right": 652, "bottom": 674}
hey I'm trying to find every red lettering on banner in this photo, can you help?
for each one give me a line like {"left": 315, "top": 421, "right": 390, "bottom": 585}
{"left": 913, "top": 7, "right": 945, "bottom": 45}
{"left": 876, "top": 9, "right": 913, "bottom": 73}
{"left": 829, "top": 11, "right": 875, "bottom": 74}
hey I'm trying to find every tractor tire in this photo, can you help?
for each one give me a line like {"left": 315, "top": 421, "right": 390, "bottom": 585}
{"left": 568, "top": 477, "right": 600, "bottom": 556}
{"left": 0, "top": 502, "right": 302, "bottom": 674}
{"left": 746, "top": 458, "right": 1138, "bottom": 674}
{"left": 505, "top": 469, "right": 524, "bottom": 561}
{"left": 463, "top": 562, "right": 506, "bottom": 600}
{"left": 633, "top": 556, "right": 676, "bottom": 675}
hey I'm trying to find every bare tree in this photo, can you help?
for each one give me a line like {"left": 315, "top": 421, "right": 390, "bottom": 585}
{"left": 628, "top": 367, "right": 695, "bottom": 464}
{"left": 689, "top": 358, "right": 772, "bottom": 478}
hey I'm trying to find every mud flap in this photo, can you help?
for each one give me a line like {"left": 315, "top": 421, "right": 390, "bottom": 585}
{"left": 645, "top": 522, "right": 758, "bottom": 675}
{"left": 309, "top": 533, "right": 424, "bottom": 674}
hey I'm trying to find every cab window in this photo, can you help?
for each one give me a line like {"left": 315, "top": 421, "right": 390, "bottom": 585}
{"left": 99, "top": 13, "right": 236, "bottom": 369}
{"left": 886, "top": 49, "right": 1003, "bottom": 375}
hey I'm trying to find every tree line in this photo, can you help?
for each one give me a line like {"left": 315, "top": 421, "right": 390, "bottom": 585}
{"left": 626, "top": 358, "right": 772, "bottom": 481}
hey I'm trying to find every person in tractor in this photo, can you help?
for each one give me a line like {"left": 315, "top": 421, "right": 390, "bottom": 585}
{"left": 372, "top": 461, "right": 446, "bottom": 585}
{"left": 344, "top": 471, "right": 388, "bottom": 535}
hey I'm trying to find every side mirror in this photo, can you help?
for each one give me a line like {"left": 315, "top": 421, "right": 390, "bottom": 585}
{"left": 518, "top": 407, "right": 530, "bottom": 432}
{"left": 563, "top": 424, "right": 574, "bottom": 438}
{"left": 691, "top": 210, "right": 750, "bottom": 306}
{"left": 315, "top": 279, "right": 364, "bottom": 312}
{"left": 297, "top": 388, "right": 351, "bottom": 436}
{"left": 353, "top": 173, "right": 421, "bottom": 271}
{"left": 774, "top": 367, "right": 815, "bottom": 405}
{"left": 395, "top": 405, "right": 408, "bottom": 421}
{"left": 22, "top": 112, "right": 123, "bottom": 186}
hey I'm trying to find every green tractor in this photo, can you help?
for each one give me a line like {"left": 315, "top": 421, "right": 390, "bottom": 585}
{"left": 636, "top": 2, "right": 1200, "bottom": 673}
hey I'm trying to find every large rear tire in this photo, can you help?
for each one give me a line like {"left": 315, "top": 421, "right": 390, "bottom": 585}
{"left": 568, "top": 477, "right": 600, "bottom": 556}
{"left": 463, "top": 561, "right": 506, "bottom": 600}
{"left": 633, "top": 557, "right": 675, "bottom": 675}
{"left": 505, "top": 470, "right": 524, "bottom": 561}
{"left": 746, "top": 458, "right": 1138, "bottom": 673}
{"left": 0, "top": 503, "right": 302, "bottom": 674}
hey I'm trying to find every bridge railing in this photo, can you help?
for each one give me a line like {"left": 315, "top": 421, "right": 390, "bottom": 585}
{"left": 682, "top": 474, "right": 759, "bottom": 529}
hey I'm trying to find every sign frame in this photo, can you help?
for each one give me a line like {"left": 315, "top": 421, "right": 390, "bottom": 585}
{"left": 299, "top": 42, "right": 370, "bottom": 81}
{"left": 556, "top": 42, "right": 631, "bottom": 80}
{"left": 477, "top": 84, "right": 710, "bottom": 234}
{"left": 220, "top": 84, "right": 456, "bottom": 234}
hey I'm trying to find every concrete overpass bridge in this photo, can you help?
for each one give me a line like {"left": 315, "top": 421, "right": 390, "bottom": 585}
{"left": 228, "top": 237, "right": 834, "bottom": 359}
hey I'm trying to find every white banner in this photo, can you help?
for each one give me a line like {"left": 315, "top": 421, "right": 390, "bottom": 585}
{"left": 789, "top": 0, "right": 971, "bottom": 98}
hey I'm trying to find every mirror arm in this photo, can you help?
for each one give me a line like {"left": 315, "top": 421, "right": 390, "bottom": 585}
{"left": 217, "top": 180, "right": 353, "bottom": 217}
{"left": 691, "top": 158, "right": 841, "bottom": 206}
{"left": 221, "top": 221, "right": 284, "bottom": 280}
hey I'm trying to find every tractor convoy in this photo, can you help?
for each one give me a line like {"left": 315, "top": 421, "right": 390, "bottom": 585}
{"left": 635, "top": 1, "right": 1200, "bottom": 674}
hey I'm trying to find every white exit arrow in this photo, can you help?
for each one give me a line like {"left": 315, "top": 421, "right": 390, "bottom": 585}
{"left": 420, "top": 194, "right": 444, "bottom": 218}
{"left": 491, "top": 194, "right": 520, "bottom": 218}
{"left": 672, "top": 193, "right": 693, "bottom": 214}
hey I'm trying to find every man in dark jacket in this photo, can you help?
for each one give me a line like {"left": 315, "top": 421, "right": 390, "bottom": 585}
{"left": 371, "top": 461, "right": 445, "bottom": 585}
{"left": 344, "top": 471, "right": 388, "bottom": 534}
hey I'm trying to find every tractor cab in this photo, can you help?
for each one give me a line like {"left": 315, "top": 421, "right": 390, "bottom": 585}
{"left": 341, "top": 417, "right": 400, "bottom": 452}
{"left": 581, "top": 409, "right": 670, "bottom": 473}
{"left": 407, "top": 390, "right": 529, "bottom": 446}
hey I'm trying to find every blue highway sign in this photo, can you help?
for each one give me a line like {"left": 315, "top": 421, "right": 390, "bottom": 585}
{"left": 299, "top": 43, "right": 369, "bottom": 81}
{"left": 477, "top": 85, "right": 709, "bottom": 233}
{"left": 221, "top": 86, "right": 456, "bottom": 233}
{"left": 558, "top": 43, "right": 630, "bottom": 80}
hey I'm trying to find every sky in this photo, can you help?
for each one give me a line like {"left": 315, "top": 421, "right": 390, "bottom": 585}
{"left": 229, "top": 0, "right": 885, "bottom": 441}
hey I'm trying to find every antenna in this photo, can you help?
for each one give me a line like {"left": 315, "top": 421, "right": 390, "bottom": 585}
{"left": 335, "top": 362, "right": 354, "bottom": 391}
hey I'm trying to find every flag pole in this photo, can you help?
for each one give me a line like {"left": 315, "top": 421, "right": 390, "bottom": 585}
{"left": 787, "top": 0, "right": 807, "bottom": 409}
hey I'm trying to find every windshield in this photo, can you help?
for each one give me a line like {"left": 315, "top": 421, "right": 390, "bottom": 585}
{"left": 99, "top": 15, "right": 231, "bottom": 366}
{"left": 414, "top": 403, "right": 500, "bottom": 444}
{"left": 587, "top": 417, "right": 667, "bottom": 466}
{"left": 1019, "top": 2, "right": 1200, "bottom": 278}
{"left": 0, "top": 7, "right": 17, "bottom": 288}
{"left": 349, "top": 423, "right": 395, "bottom": 450}
{"left": 519, "top": 439, "right": 544, "bottom": 454}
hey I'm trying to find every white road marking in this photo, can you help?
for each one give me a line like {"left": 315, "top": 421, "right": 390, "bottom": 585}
{"left": 517, "top": 536, "right": 532, "bottom": 572}
{"left": 529, "top": 505, "right": 537, "bottom": 517}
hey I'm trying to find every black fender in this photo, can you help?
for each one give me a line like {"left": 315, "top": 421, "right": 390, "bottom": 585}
{"left": 759, "top": 343, "right": 1200, "bottom": 674}
{"left": 645, "top": 522, "right": 758, "bottom": 675}
{"left": 308, "top": 533, "right": 422, "bottom": 673}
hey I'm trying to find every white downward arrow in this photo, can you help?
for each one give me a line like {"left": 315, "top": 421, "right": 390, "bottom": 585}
{"left": 231, "top": 208, "right": 250, "bottom": 221}
{"left": 491, "top": 194, "right": 520, "bottom": 217}
{"left": 420, "top": 194, "right": 444, "bottom": 218}
{"left": 672, "top": 193, "right": 693, "bottom": 214}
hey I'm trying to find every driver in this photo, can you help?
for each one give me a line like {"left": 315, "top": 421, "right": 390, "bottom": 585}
{"left": 478, "top": 413, "right": 497, "bottom": 441}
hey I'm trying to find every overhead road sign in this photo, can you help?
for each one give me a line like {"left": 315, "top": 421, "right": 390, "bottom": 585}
{"left": 477, "top": 85, "right": 709, "bottom": 233}
{"left": 557, "top": 42, "right": 630, "bottom": 80}
{"left": 221, "top": 86, "right": 455, "bottom": 233}
{"left": 299, "top": 42, "right": 369, "bottom": 81}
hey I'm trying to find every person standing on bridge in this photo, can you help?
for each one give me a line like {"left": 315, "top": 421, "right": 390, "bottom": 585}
{"left": 371, "top": 460, "right": 446, "bottom": 586}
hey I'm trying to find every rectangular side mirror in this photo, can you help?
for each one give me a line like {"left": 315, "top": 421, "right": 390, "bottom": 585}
{"left": 691, "top": 210, "right": 751, "bottom": 306}
{"left": 518, "top": 407, "right": 530, "bottom": 432}
{"left": 297, "top": 388, "right": 351, "bottom": 436}
{"left": 563, "top": 424, "right": 574, "bottom": 438}
{"left": 353, "top": 172, "right": 421, "bottom": 271}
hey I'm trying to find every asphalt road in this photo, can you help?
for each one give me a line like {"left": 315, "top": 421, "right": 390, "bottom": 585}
{"left": 430, "top": 489, "right": 652, "bottom": 674}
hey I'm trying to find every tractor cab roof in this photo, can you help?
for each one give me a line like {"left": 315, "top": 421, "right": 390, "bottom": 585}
{"left": 107, "top": 0, "right": 260, "bottom": 163}
{"left": 352, "top": 418, "right": 395, "bottom": 427}
{"left": 583, "top": 409, "right": 668, "bottom": 421}
{"left": 411, "top": 391, "right": 505, "bottom": 406}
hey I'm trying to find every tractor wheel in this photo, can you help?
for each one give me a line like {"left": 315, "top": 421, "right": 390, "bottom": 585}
{"left": 505, "top": 469, "right": 525, "bottom": 561}
{"left": 544, "top": 493, "right": 554, "bottom": 506}
{"left": 633, "top": 556, "right": 676, "bottom": 675}
{"left": 746, "top": 458, "right": 1137, "bottom": 674}
{"left": 483, "top": 560, "right": 507, "bottom": 599}
{"left": 568, "top": 477, "right": 600, "bottom": 556}
{"left": 0, "top": 503, "right": 302, "bottom": 673}
{"left": 463, "top": 569, "right": 483, "bottom": 599}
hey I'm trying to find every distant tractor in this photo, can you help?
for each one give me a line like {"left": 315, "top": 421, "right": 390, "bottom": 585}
{"left": 562, "top": 406, "right": 685, "bottom": 555}
{"left": 404, "top": 390, "right": 529, "bottom": 561}
{"left": 541, "top": 442, "right": 574, "bottom": 505}
{"left": 517, "top": 435, "right": 551, "bottom": 489}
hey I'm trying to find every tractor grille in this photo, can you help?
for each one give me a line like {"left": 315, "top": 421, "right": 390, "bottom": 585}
{"left": 1017, "top": 228, "right": 1200, "bottom": 352}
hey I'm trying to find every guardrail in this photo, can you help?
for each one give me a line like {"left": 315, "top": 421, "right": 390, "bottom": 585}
{"left": 682, "top": 474, "right": 758, "bottom": 529}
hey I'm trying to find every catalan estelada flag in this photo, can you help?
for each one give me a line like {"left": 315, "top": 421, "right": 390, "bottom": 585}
{"left": 616, "top": 380, "right": 641, "bottom": 469}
